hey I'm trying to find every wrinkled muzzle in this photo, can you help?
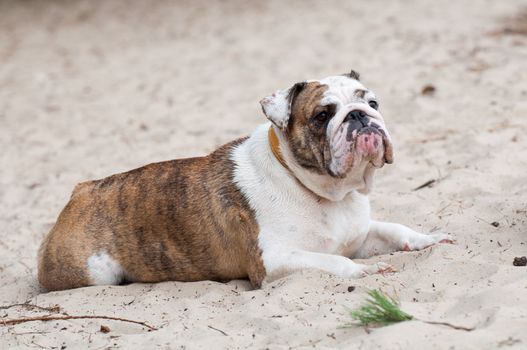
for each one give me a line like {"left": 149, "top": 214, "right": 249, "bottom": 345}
{"left": 327, "top": 103, "right": 393, "bottom": 177}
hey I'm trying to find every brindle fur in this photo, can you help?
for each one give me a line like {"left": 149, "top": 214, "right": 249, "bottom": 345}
{"left": 285, "top": 82, "right": 333, "bottom": 175}
{"left": 38, "top": 139, "right": 266, "bottom": 291}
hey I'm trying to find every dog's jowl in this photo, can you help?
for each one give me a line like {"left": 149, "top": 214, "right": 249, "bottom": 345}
{"left": 38, "top": 71, "right": 452, "bottom": 291}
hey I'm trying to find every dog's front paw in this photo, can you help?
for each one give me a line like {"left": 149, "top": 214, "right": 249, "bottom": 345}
{"left": 430, "top": 233, "right": 455, "bottom": 244}
{"left": 345, "top": 262, "right": 397, "bottom": 278}
{"left": 403, "top": 232, "right": 454, "bottom": 251}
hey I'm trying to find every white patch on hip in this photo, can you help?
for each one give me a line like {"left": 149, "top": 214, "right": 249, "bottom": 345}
{"left": 87, "top": 251, "right": 125, "bottom": 286}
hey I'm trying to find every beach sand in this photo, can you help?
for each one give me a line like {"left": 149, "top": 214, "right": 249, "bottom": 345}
{"left": 1, "top": 0, "right": 526, "bottom": 348}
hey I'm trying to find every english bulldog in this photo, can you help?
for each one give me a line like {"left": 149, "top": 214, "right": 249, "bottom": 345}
{"left": 38, "top": 70, "right": 452, "bottom": 291}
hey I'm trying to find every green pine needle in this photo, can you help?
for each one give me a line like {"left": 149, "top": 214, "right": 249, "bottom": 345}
{"left": 345, "top": 289, "right": 413, "bottom": 328}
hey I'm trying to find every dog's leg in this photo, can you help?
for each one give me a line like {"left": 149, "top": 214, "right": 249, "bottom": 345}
{"left": 264, "top": 250, "right": 395, "bottom": 282}
{"left": 356, "top": 220, "right": 453, "bottom": 258}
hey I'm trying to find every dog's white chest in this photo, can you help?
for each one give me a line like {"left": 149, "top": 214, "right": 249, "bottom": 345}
{"left": 232, "top": 125, "right": 372, "bottom": 260}
{"left": 279, "top": 192, "right": 371, "bottom": 257}
{"left": 314, "top": 195, "right": 371, "bottom": 256}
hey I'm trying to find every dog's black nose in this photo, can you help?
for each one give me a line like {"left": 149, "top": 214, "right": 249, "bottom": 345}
{"left": 344, "top": 110, "right": 368, "bottom": 126}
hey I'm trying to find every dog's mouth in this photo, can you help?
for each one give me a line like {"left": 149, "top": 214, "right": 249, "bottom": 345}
{"left": 327, "top": 108, "right": 393, "bottom": 178}
{"left": 353, "top": 125, "right": 393, "bottom": 166}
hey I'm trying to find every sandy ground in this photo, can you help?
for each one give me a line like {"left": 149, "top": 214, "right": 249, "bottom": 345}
{"left": 1, "top": 0, "right": 527, "bottom": 349}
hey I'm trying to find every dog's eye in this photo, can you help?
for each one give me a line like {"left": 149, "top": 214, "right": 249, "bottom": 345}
{"left": 368, "top": 100, "right": 379, "bottom": 110}
{"left": 313, "top": 111, "right": 328, "bottom": 124}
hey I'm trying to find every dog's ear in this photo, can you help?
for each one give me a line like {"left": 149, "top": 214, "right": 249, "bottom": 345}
{"left": 342, "top": 69, "right": 360, "bottom": 81}
{"left": 260, "top": 82, "right": 306, "bottom": 130}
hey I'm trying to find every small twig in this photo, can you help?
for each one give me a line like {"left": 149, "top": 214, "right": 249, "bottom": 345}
{"left": 207, "top": 325, "right": 229, "bottom": 336}
{"left": 412, "top": 179, "right": 436, "bottom": 191}
{"left": 420, "top": 320, "right": 474, "bottom": 332}
{"left": 412, "top": 173, "right": 451, "bottom": 191}
{"left": 10, "top": 331, "right": 50, "bottom": 336}
{"left": 123, "top": 298, "right": 136, "bottom": 306}
{"left": 411, "top": 134, "right": 449, "bottom": 144}
{"left": 30, "top": 341, "right": 47, "bottom": 349}
{"left": 0, "top": 303, "right": 61, "bottom": 313}
{"left": 436, "top": 202, "right": 453, "bottom": 215}
{"left": 0, "top": 315, "right": 157, "bottom": 331}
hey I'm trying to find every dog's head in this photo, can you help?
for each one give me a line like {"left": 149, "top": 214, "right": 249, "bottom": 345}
{"left": 260, "top": 70, "right": 393, "bottom": 200}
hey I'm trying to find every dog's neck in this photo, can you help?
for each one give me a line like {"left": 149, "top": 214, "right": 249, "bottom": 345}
{"left": 268, "top": 126, "right": 289, "bottom": 171}
{"left": 268, "top": 126, "right": 327, "bottom": 202}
